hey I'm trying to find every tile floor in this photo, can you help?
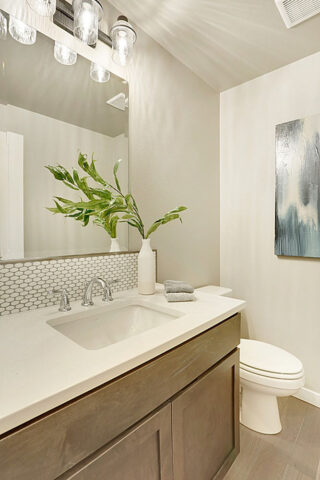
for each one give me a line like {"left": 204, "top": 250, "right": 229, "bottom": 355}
{"left": 225, "top": 397, "right": 320, "bottom": 480}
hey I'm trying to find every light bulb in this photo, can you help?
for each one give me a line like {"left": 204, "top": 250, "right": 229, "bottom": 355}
{"left": 117, "top": 31, "right": 129, "bottom": 67}
{"left": 27, "top": 0, "right": 56, "bottom": 17}
{"left": 0, "top": 11, "right": 7, "bottom": 40}
{"left": 9, "top": 16, "right": 36, "bottom": 45}
{"left": 110, "top": 16, "right": 136, "bottom": 67}
{"left": 90, "top": 62, "right": 110, "bottom": 83}
{"left": 54, "top": 42, "right": 77, "bottom": 66}
{"left": 73, "top": 0, "right": 103, "bottom": 46}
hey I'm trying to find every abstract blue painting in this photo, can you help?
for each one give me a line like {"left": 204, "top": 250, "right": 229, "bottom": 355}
{"left": 275, "top": 114, "right": 320, "bottom": 258}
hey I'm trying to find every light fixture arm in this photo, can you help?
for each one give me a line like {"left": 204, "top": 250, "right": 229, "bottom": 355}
{"left": 53, "top": 0, "right": 112, "bottom": 48}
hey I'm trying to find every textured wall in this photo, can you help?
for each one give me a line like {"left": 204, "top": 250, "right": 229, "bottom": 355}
{"left": 127, "top": 29, "right": 220, "bottom": 286}
{"left": 220, "top": 51, "right": 320, "bottom": 394}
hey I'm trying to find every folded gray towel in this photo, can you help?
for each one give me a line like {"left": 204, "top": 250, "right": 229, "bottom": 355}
{"left": 165, "top": 292, "right": 195, "bottom": 302}
{"left": 164, "top": 280, "right": 194, "bottom": 294}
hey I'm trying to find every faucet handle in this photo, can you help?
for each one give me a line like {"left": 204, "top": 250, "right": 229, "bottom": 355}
{"left": 102, "top": 279, "right": 119, "bottom": 302}
{"left": 49, "top": 287, "right": 71, "bottom": 312}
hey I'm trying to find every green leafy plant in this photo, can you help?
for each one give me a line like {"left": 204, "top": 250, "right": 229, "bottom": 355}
{"left": 46, "top": 153, "right": 187, "bottom": 239}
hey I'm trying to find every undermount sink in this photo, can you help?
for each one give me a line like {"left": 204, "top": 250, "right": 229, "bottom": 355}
{"left": 47, "top": 300, "right": 182, "bottom": 350}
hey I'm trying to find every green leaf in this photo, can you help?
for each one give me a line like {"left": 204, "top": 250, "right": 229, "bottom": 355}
{"left": 110, "top": 215, "right": 119, "bottom": 238}
{"left": 78, "top": 153, "right": 90, "bottom": 173}
{"left": 145, "top": 207, "right": 187, "bottom": 238}
{"left": 89, "top": 188, "right": 112, "bottom": 200}
{"left": 45, "top": 165, "right": 65, "bottom": 181}
{"left": 54, "top": 197, "right": 75, "bottom": 205}
{"left": 47, "top": 207, "right": 59, "bottom": 214}
{"left": 113, "top": 159, "right": 122, "bottom": 192}
{"left": 58, "top": 166, "right": 74, "bottom": 185}
{"left": 53, "top": 200, "right": 67, "bottom": 214}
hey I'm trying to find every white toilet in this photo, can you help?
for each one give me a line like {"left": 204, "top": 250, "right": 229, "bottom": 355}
{"left": 240, "top": 339, "right": 305, "bottom": 435}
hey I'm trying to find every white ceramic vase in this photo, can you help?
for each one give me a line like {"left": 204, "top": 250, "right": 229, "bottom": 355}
{"left": 138, "top": 238, "right": 155, "bottom": 295}
{"left": 109, "top": 238, "right": 121, "bottom": 252}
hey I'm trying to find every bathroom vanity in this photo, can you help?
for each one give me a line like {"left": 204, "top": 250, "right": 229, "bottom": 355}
{"left": 0, "top": 289, "right": 244, "bottom": 480}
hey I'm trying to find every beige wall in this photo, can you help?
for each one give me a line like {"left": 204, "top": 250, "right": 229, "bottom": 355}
{"left": 220, "top": 51, "right": 320, "bottom": 394}
{"left": 127, "top": 29, "right": 220, "bottom": 286}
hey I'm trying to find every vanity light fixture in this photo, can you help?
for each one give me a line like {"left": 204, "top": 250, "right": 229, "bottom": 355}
{"left": 54, "top": 41, "right": 77, "bottom": 65}
{"left": 90, "top": 62, "right": 110, "bottom": 82}
{"left": 0, "top": 11, "right": 7, "bottom": 40}
{"left": 72, "top": 0, "right": 103, "bottom": 46}
{"left": 110, "top": 16, "right": 136, "bottom": 66}
{"left": 27, "top": 0, "right": 56, "bottom": 17}
{"left": 9, "top": 16, "right": 37, "bottom": 45}
{"left": 53, "top": 1, "right": 137, "bottom": 66}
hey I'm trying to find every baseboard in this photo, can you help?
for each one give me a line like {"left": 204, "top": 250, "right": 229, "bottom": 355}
{"left": 294, "top": 387, "right": 320, "bottom": 408}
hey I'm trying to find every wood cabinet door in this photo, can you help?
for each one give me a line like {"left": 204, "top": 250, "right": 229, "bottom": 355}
{"left": 63, "top": 403, "right": 173, "bottom": 480}
{"left": 172, "top": 350, "right": 239, "bottom": 480}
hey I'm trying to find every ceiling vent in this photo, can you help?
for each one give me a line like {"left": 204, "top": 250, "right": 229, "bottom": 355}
{"left": 275, "top": 0, "right": 320, "bottom": 28}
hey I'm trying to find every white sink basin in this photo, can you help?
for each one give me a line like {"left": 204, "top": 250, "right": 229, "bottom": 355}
{"left": 47, "top": 300, "right": 182, "bottom": 350}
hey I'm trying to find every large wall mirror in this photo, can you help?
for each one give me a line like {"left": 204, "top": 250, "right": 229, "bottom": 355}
{"left": 0, "top": 23, "right": 129, "bottom": 261}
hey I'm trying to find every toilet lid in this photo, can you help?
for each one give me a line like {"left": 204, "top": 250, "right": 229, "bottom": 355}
{"left": 240, "top": 339, "right": 303, "bottom": 376}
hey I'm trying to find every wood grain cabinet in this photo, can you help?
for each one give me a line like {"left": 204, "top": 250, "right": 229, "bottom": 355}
{"left": 0, "top": 313, "right": 240, "bottom": 480}
{"left": 61, "top": 404, "right": 174, "bottom": 480}
{"left": 172, "top": 352, "right": 239, "bottom": 480}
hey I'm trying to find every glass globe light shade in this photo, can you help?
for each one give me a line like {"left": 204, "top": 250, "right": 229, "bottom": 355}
{"left": 9, "top": 16, "right": 36, "bottom": 45}
{"left": 54, "top": 42, "right": 77, "bottom": 66}
{"left": 72, "top": 0, "right": 103, "bottom": 46}
{"left": 27, "top": 0, "right": 56, "bottom": 17}
{"left": 110, "top": 16, "right": 136, "bottom": 67}
{"left": 0, "top": 11, "right": 7, "bottom": 40}
{"left": 90, "top": 62, "right": 110, "bottom": 83}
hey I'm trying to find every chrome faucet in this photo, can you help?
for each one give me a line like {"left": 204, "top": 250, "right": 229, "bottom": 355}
{"left": 82, "top": 277, "right": 118, "bottom": 306}
{"left": 49, "top": 288, "right": 71, "bottom": 312}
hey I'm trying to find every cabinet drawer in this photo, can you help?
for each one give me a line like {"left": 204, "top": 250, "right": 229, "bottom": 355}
{"left": 60, "top": 404, "right": 173, "bottom": 480}
{"left": 0, "top": 314, "right": 240, "bottom": 480}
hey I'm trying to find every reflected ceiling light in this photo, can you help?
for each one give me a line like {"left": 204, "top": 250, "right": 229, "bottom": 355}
{"left": 54, "top": 41, "right": 77, "bottom": 65}
{"left": 27, "top": 0, "right": 56, "bottom": 17}
{"left": 72, "top": 0, "right": 103, "bottom": 46}
{"left": 0, "top": 11, "right": 7, "bottom": 40}
{"left": 9, "top": 16, "right": 37, "bottom": 45}
{"left": 90, "top": 62, "right": 110, "bottom": 83}
{"left": 110, "top": 16, "right": 136, "bottom": 67}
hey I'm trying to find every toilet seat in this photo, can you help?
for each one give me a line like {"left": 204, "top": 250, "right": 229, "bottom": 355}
{"left": 240, "top": 363, "right": 304, "bottom": 380}
{"left": 240, "top": 365, "right": 305, "bottom": 390}
{"left": 240, "top": 339, "right": 303, "bottom": 376}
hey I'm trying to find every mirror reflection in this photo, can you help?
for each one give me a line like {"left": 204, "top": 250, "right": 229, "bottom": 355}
{"left": 0, "top": 29, "right": 129, "bottom": 260}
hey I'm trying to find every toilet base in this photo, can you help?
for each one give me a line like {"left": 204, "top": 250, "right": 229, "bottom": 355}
{"left": 241, "top": 386, "right": 282, "bottom": 435}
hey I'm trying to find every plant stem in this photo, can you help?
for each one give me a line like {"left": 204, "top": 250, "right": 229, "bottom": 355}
{"left": 105, "top": 182, "right": 145, "bottom": 238}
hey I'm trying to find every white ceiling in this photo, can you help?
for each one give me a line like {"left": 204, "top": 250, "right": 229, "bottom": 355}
{"left": 107, "top": 0, "right": 320, "bottom": 92}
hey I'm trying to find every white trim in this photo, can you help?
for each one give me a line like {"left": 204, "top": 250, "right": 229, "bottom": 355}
{"left": 294, "top": 387, "right": 320, "bottom": 408}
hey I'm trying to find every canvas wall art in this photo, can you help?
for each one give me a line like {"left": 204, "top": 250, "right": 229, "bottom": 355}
{"left": 275, "top": 114, "right": 320, "bottom": 258}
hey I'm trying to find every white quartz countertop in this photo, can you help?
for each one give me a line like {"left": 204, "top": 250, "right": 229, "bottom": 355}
{"left": 0, "top": 285, "right": 245, "bottom": 435}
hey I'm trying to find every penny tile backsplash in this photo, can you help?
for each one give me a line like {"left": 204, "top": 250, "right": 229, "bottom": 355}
{"left": 0, "top": 253, "right": 141, "bottom": 316}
